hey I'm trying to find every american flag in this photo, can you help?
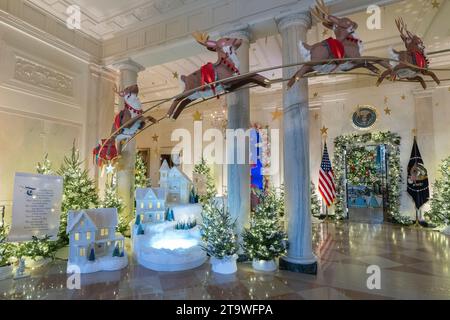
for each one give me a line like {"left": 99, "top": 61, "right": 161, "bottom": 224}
{"left": 319, "top": 142, "right": 336, "bottom": 207}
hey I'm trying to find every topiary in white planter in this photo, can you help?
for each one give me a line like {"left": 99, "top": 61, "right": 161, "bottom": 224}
{"left": 210, "top": 255, "right": 238, "bottom": 275}
{"left": 252, "top": 259, "right": 277, "bottom": 272}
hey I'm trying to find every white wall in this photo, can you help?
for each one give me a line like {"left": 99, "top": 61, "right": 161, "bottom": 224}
{"left": 0, "top": 22, "right": 115, "bottom": 224}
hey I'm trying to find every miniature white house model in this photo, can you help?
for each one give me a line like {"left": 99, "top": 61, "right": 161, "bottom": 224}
{"left": 66, "top": 208, "right": 128, "bottom": 274}
{"left": 135, "top": 187, "right": 166, "bottom": 223}
{"left": 132, "top": 161, "right": 205, "bottom": 272}
{"left": 160, "top": 160, "right": 193, "bottom": 204}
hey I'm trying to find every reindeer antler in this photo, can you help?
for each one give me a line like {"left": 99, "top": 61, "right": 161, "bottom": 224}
{"left": 312, "top": 0, "right": 333, "bottom": 28}
{"left": 113, "top": 84, "right": 125, "bottom": 97}
{"left": 192, "top": 31, "right": 210, "bottom": 46}
{"left": 396, "top": 17, "right": 415, "bottom": 40}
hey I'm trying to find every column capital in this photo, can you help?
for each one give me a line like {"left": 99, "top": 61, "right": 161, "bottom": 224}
{"left": 276, "top": 12, "right": 312, "bottom": 31}
{"left": 112, "top": 58, "right": 145, "bottom": 74}
{"left": 220, "top": 25, "right": 251, "bottom": 42}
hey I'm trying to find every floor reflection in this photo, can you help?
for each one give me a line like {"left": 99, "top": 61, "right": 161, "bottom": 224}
{"left": 1, "top": 222, "right": 449, "bottom": 300}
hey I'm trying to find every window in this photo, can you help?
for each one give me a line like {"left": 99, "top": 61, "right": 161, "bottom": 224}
{"left": 79, "top": 248, "right": 86, "bottom": 257}
{"left": 157, "top": 202, "right": 161, "bottom": 209}
{"left": 101, "top": 228, "right": 109, "bottom": 237}
{"left": 86, "top": 232, "right": 91, "bottom": 240}
{"left": 149, "top": 202, "right": 153, "bottom": 209}
{"left": 140, "top": 202, "right": 144, "bottom": 209}
{"left": 74, "top": 233, "right": 80, "bottom": 241}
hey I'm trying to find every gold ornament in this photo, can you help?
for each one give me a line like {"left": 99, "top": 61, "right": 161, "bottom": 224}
{"left": 384, "top": 107, "right": 392, "bottom": 115}
{"left": 271, "top": 108, "right": 283, "bottom": 121}
{"left": 152, "top": 134, "right": 159, "bottom": 142}
{"left": 320, "top": 126, "right": 329, "bottom": 136}
{"left": 193, "top": 110, "right": 203, "bottom": 121}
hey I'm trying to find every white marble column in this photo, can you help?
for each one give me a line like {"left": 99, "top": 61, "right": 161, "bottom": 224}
{"left": 277, "top": 13, "right": 317, "bottom": 274}
{"left": 224, "top": 27, "right": 251, "bottom": 251}
{"left": 114, "top": 59, "right": 144, "bottom": 222}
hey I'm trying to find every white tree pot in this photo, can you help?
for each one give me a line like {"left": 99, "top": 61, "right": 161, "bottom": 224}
{"left": 210, "top": 255, "right": 238, "bottom": 274}
{"left": 0, "top": 265, "right": 13, "bottom": 281}
{"left": 252, "top": 259, "right": 277, "bottom": 272}
{"left": 25, "top": 257, "right": 52, "bottom": 270}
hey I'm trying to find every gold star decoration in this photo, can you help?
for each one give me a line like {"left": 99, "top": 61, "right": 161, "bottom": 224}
{"left": 384, "top": 106, "right": 392, "bottom": 115}
{"left": 401, "top": 94, "right": 406, "bottom": 100}
{"left": 271, "top": 108, "right": 283, "bottom": 121}
{"left": 320, "top": 126, "right": 329, "bottom": 136}
{"left": 193, "top": 110, "right": 203, "bottom": 121}
{"left": 313, "top": 92, "right": 319, "bottom": 98}
{"left": 431, "top": 0, "right": 440, "bottom": 9}
{"left": 172, "top": 71, "right": 179, "bottom": 79}
{"left": 152, "top": 134, "right": 159, "bottom": 142}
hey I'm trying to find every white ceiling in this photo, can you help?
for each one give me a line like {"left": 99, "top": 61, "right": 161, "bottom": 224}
{"left": 28, "top": 0, "right": 211, "bottom": 39}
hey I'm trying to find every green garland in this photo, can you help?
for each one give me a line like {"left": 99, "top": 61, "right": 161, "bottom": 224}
{"left": 333, "top": 131, "right": 405, "bottom": 223}
{"left": 311, "top": 182, "right": 321, "bottom": 217}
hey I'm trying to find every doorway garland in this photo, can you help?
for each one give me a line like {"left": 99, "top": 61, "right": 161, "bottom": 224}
{"left": 333, "top": 131, "right": 410, "bottom": 224}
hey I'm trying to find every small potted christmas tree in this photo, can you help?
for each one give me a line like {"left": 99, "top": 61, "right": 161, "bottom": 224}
{"left": 243, "top": 188, "right": 288, "bottom": 272}
{"left": 201, "top": 200, "right": 238, "bottom": 274}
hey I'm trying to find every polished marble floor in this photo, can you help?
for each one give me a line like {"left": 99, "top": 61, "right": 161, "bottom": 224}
{"left": 1, "top": 222, "right": 449, "bottom": 300}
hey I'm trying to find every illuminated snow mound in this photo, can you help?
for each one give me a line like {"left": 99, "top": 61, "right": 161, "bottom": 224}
{"left": 133, "top": 222, "right": 207, "bottom": 272}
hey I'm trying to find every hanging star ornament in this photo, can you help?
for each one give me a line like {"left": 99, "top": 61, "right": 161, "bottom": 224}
{"left": 431, "top": 0, "right": 440, "bottom": 9}
{"left": 152, "top": 134, "right": 159, "bottom": 142}
{"left": 384, "top": 106, "right": 392, "bottom": 115}
{"left": 105, "top": 163, "right": 115, "bottom": 174}
{"left": 401, "top": 94, "right": 406, "bottom": 100}
{"left": 193, "top": 110, "right": 203, "bottom": 121}
{"left": 172, "top": 71, "right": 179, "bottom": 79}
{"left": 271, "top": 108, "right": 283, "bottom": 121}
{"left": 320, "top": 126, "right": 329, "bottom": 136}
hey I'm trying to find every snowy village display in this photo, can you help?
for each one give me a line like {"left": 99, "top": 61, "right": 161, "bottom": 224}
{"left": 66, "top": 208, "right": 128, "bottom": 274}
{"left": 132, "top": 160, "right": 205, "bottom": 272}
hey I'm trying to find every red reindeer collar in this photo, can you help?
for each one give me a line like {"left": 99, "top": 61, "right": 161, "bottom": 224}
{"left": 125, "top": 102, "right": 142, "bottom": 116}
{"left": 220, "top": 56, "right": 240, "bottom": 75}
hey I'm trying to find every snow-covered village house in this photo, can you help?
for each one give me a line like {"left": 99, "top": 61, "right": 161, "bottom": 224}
{"left": 159, "top": 160, "right": 192, "bottom": 204}
{"left": 135, "top": 188, "right": 167, "bottom": 223}
{"left": 66, "top": 208, "right": 127, "bottom": 273}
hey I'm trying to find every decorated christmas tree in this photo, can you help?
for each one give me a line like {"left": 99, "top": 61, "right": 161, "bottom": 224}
{"left": 243, "top": 188, "right": 287, "bottom": 261}
{"left": 135, "top": 153, "right": 148, "bottom": 189}
{"left": 57, "top": 144, "right": 99, "bottom": 245}
{"left": 311, "top": 182, "right": 321, "bottom": 217}
{"left": 0, "top": 225, "right": 12, "bottom": 267}
{"left": 201, "top": 199, "right": 238, "bottom": 259}
{"left": 194, "top": 158, "right": 216, "bottom": 204}
{"left": 36, "top": 154, "right": 53, "bottom": 175}
{"left": 102, "top": 173, "right": 127, "bottom": 235}
{"left": 425, "top": 156, "right": 450, "bottom": 226}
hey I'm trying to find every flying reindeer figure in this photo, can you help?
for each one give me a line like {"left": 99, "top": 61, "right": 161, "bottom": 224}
{"left": 112, "top": 84, "right": 156, "bottom": 145}
{"left": 376, "top": 18, "right": 440, "bottom": 89}
{"left": 287, "top": 0, "right": 381, "bottom": 89}
{"left": 167, "top": 31, "right": 271, "bottom": 119}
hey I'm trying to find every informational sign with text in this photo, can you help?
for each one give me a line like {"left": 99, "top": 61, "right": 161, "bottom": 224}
{"left": 8, "top": 173, "right": 63, "bottom": 242}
